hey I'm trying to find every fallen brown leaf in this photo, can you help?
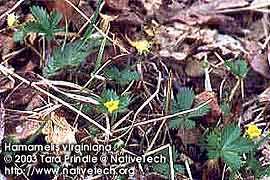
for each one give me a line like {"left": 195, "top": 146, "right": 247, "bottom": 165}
{"left": 244, "top": 41, "right": 270, "bottom": 79}
{"left": 105, "top": 0, "right": 129, "bottom": 11}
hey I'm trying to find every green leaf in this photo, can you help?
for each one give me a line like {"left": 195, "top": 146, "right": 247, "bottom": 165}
{"left": 152, "top": 163, "right": 170, "bottom": 177}
{"left": 44, "top": 38, "right": 105, "bottom": 76}
{"left": 151, "top": 146, "right": 181, "bottom": 177}
{"left": 30, "top": 6, "right": 50, "bottom": 28}
{"left": 169, "top": 118, "right": 195, "bottom": 129}
{"left": 105, "top": 67, "right": 120, "bottom": 80}
{"left": 188, "top": 104, "right": 210, "bottom": 118}
{"left": 221, "top": 102, "right": 231, "bottom": 117}
{"left": 223, "top": 137, "right": 253, "bottom": 153}
{"left": 22, "top": 6, "right": 63, "bottom": 40}
{"left": 222, "top": 151, "right": 241, "bottom": 170}
{"left": 225, "top": 59, "right": 249, "bottom": 79}
{"left": 204, "top": 123, "right": 254, "bottom": 171}
{"left": 221, "top": 124, "right": 241, "bottom": 149}
{"left": 13, "top": 30, "right": 25, "bottom": 42}
{"left": 105, "top": 67, "right": 139, "bottom": 86}
{"left": 168, "top": 88, "right": 210, "bottom": 129}
{"left": 120, "top": 69, "right": 139, "bottom": 85}
{"left": 50, "top": 10, "right": 62, "bottom": 27}
{"left": 175, "top": 87, "right": 194, "bottom": 111}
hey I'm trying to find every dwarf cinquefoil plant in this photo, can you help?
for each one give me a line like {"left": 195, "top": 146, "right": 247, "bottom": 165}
{"left": 168, "top": 87, "right": 210, "bottom": 129}
{"left": 97, "top": 89, "right": 131, "bottom": 115}
{"left": 203, "top": 124, "right": 254, "bottom": 171}
{"left": 204, "top": 124, "right": 270, "bottom": 179}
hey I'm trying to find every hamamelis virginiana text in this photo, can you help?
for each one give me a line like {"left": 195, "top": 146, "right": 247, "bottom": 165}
{"left": 3, "top": 143, "right": 111, "bottom": 153}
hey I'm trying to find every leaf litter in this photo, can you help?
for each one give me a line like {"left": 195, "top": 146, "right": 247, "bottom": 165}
{"left": 0, "top": 0, "right": 270, "bottom": 180}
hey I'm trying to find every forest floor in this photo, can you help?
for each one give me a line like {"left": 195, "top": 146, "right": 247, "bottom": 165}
{"left": 0, "top": 0, "right": 270, "bottom": 180}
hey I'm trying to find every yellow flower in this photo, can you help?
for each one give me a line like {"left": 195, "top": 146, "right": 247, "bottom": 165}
{"left": 7, "top": 13, "right": 18, "bottom": 27}
{"left": 246, "top": 124, "right": 262, "bottom": 139}
{"left": 104, "top": 100, "right": 120, "bottom": 113}
{"left": 131, "top": 40, "right": 151, "bottom": 55}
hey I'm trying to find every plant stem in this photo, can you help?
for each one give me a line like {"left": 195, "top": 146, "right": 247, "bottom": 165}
{"left": 229, "top": 78, "right": 240, "bottom": 102}
{"left": 240, "top": 79, "right": 245, "bottom": 100}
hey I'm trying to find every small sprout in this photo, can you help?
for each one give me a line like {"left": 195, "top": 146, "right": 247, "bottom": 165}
{"left": 131, "top": 40, "right": 151, "bottom": 55}
{"left": 7, "top": 13, "right": 18, "bottom": 27}
{"left": 246, "top": 124, "right": 262, "bottom": 139}
{"left": 104, "top": 100, "right": 120, "bottom": 113}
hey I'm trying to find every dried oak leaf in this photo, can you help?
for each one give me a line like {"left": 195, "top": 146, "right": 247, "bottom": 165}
{"left": 185, "top": 59, "right": 205, "bottom": 78}
{"left": 105, "top": 0, "right": 129, "bottom": 11}
{"left": 143, "top": 0, "right": 162, "bottom": 16}
{"left": 244, "top": 41, "right": 270, "bottom": 79}
{"left": 70, "top": 1, "right": 94, "bottom": 30}
{"left": 113, "top": 11, "right": 144, "bottom": 26}
{"left": 202, "top": 159, "right": 221, "bottom": 180}
{"left": 4, "top": 72, "right": 42, "bottom": 109}
{"left": 167, "top": 0, "right": 246, "bottom": 35}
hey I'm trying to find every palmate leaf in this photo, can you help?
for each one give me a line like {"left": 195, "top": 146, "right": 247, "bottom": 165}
{"left": 245, "top": 154, "right": 270, "bottom": 179}
{"left": 44, "top": 38, "right": 105, "bottom": 76}
{"left": 105, "top": 67, "right": 120, "bottom": 80}
{"left": 50, "top": 10, "right": 62, "bottom": 27}
{"left": 24, "top": 22, "right": 46, "bottom": 33}
{"left": 151, "top": 146, "right": 183, "bottom": 177}
{"left": 222, "top": 137, "right": 253, "bottom": 153}
{"left": 224, "top": 59, "right": 249, "bottom": 79}
{"left": 220, "top": 124, "right": 253, "bottom": 153}
{"left": 31, "top": 6, "right": 50, "bottom": 28}
{"left": 187, "top": 104, "right": 210, "bottom": 118}
{"left": 174, "top": 87, "right": 194, "bottom": 111}
{"left": 120, "top": 69, "right": 140, "bottom": 85}
{"left": 22, "top": 6, "right": 63, "bottom": 40}
{"left": 223, "top": 151, "right": 242, "bottom": 170}
{"left": 204, "top": 123, "right": 254, "bottom": 171}
{"left": 221, "top": 123, "right": 241, "bottom": 149}
{"left": 169, "top": 88, "right": 209, "bottom": 129}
